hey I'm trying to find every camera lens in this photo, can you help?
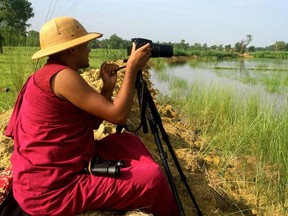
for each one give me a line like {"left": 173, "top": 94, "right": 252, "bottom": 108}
{"left": 107, "top": 166, "right": 121, "bottom": 177}
{"left": 152, "top": 44, "right": 173, "bottom": 58}
{"left": 127, "top": 38, "right": 173, "bottom": 58}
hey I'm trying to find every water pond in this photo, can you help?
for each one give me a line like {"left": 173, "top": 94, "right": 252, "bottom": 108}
{"left": 150, "top": 58, "right": 288, "bottom": 109}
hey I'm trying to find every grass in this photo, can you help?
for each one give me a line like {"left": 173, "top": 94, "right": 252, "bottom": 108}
{"left": 251, "top": 51, "right": 288, "bottom": 59}
{"left": 0, "top": 47, "right": 124, "bottom": 111}
{"left": 89, "top": 48, "right": 127, "bottom": 68}
{"left": 154, "top": 66, "right": 288, "bottom": 213}
{"left": 0, "top": 46, "right": 41, "bottom": 111}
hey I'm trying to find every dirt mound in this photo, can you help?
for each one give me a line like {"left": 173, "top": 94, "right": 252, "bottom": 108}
{"left": 0, "top": 62, "right": 254, "bottom": 215}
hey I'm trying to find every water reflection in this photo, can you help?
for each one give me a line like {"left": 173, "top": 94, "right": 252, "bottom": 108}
{"left": 150, "top": 58, "right": 288, "bottom": 110}
{"left": 239, "top": 59, "right": 246, "bottom": 75}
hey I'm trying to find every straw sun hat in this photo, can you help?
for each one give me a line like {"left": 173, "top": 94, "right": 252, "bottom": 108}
{"left": 32, "top": 17, "right": 102, "bottom": 60}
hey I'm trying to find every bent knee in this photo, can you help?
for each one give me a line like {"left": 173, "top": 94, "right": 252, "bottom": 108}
{"left": 145, "top": 164, "right": 167, "bottom": 188}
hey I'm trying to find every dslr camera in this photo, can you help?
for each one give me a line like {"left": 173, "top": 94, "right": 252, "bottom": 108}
{"left": 128, "top": 38, "right": 173, "bottom": 58}
{"left": 83, "top": 157, "right": 124, "bottom": 178}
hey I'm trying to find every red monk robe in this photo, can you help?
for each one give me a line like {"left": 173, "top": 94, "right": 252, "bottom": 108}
{"left": 5, "top": 60, "right": 179, "bottom": 216}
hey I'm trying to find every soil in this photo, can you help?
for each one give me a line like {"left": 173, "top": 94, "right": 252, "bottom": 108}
{"left": 0, "top": 61, "right": 256, "bottom": 216}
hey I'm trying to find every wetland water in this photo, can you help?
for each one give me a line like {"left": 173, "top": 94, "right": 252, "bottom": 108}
{"left": 150, "top": 58, "right": 288, "bottom": 110}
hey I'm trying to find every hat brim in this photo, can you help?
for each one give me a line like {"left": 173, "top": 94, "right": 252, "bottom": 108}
{"left": 32, "top": 32, "right": 102, "bottom": 60}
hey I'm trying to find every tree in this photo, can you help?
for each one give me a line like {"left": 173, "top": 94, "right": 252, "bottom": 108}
{"left": 179, "top": 39, "right": 189, "bottom": 50}
{"left": 274, "top": 41, "right": 286, "bottom": 51}
{"left": 285, "top": 43, "right": 288, "bottom": 51}
{"left": 192, "top": 42, "right": 202, "bottom": 50}
{"left": 234, "top": 42, "right": 242, "bottom": 53}
{"left": 26, "top": 30, "right": 39, "bottom": 47}
{"left": 248, "top": 46, "right": 256, "bottom": 52}
{"left": 0, "top": 0, "right": 34, "bottom": 53}
{"left": 210, "top": 45, "right": 218, "bottom": 50}
{"left": 235, "top": 34, "right": 253, "bottom": 54}
{"left": 173, "top": 39, "right": 189, "bottom": 50}
{"left": 224, "top": 44, "right": 232, "bottom": 51}
{"left": 108, "top": 34, "right": 125, "bottom": 49}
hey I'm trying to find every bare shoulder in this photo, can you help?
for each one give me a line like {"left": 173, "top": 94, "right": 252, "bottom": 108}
{"left": 54, "top": 68, "right": 84, "bottom": 83}
{"left": 51, "top": 68, "right": 94, "bottom": 100}
{"left": 51, "top": 68, "right": 118, "bottom": 120}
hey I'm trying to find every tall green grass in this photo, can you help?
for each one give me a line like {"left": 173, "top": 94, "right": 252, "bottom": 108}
{"left": 0, "top": 47, "right": 124, "bottom": 111}
{"left": 156, "top": 69, "right": 288, "bottom": 212}
{"left": 89, "top": 48, "right": 127, "bottom": 68}
{"left": 0, "top": 47, "right": 41, "bottom": 111}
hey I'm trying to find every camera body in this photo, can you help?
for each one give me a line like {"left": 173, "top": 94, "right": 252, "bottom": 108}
{"left": 127, "top": 38, "right": 173, "bottom": 58}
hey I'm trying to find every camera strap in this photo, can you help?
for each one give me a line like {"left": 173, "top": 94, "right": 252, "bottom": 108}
{"left": 116, "top": 71, "right": 147, "bottom": 134}
{"left": 87, "top": 157, "right": 93, "bottom": 174}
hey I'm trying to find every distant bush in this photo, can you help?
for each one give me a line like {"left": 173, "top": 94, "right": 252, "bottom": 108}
{"left": 251, "top": 51, "right": 288, "bottom": 59}
{"left": 173, "top": 49, "right": 238, "bottom": 59}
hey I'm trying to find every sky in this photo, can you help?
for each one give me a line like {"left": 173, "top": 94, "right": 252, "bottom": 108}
{"left": 27, "top": 0, "right": 288, "bottom": 47}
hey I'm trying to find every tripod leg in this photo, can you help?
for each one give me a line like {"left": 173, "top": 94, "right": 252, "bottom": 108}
{"left": 144, "top": 80, "right": 203, "bottom": 216}
{"left": 146, "top": 109, "right": 186, "bottom": 216}
{"left": 158, "top": 123, "right": 203, "bottom": 216}
{"left": 135, "top": 71, "right": 202, "bottom": 216}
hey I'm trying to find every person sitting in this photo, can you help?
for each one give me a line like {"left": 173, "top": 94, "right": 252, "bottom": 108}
{"left": 5, "top": 16, "right": 179, "bottom": 216}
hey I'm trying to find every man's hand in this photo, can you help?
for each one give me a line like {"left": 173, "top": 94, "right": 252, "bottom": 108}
{"left": 126, "top": 42, "right": 151, "bottom": 73}
{"left": 100, "top": 62, "right": 119, "bottom": 90}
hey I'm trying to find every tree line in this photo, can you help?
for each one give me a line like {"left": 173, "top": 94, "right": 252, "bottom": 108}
{"left": 5, "top": 30, "right": 288, "bottom": 52}
{"left": 1, "top": 0, "right": 288, "bottom": 55}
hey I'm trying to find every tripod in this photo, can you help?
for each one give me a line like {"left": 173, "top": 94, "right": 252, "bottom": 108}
{"left": 119, "top": 70, "right": 203, "bottom": 216}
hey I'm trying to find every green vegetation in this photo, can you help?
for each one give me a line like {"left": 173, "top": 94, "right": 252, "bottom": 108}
{"left": 89, "top": 48, "right": 127, "bottom": 68}
{"left": 154, "top": 63, "right": 288, "bottom": 214}
{"left": 0, "top": 47, "right": 39, "bottom": 111}
{"left": 173, "top": 49, "right": 238, "bottom": 59}
{"left": 251, "top": 51, "right": 288, "bottom": 59}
